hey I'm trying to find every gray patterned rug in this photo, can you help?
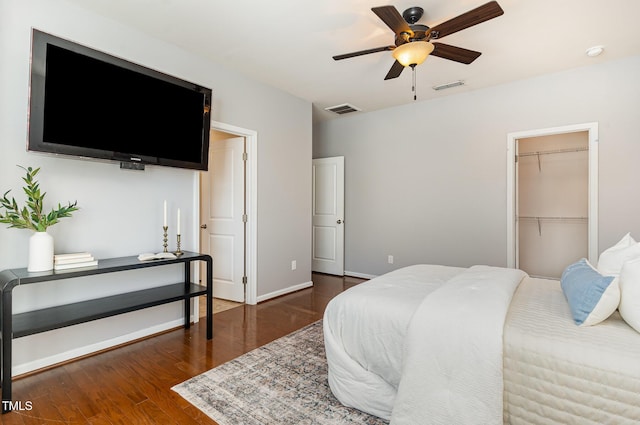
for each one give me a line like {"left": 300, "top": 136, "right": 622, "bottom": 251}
{"left": 172, "top": 321, "right": 388, "bottom": 424}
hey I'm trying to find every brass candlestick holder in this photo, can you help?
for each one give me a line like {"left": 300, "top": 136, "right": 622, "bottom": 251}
{"left": 162, "top": 226, "right": 168, "bottom": 252}
{"left": 175, "top": 234, "right": 183, "bottom": 257}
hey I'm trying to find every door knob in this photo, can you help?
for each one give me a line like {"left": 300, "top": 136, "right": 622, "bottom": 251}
{"left": 200, "top": 224, "right": 207, "bottom": 229}
{"left": 337, "top": 219, "right": 343, "bottom": 224}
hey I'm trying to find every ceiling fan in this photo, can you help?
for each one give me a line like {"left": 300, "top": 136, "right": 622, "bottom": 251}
{"left": 333, "top": 1, "right": 504, "bottom": 80}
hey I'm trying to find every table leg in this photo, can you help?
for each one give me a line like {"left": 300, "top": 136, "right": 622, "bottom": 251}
{"left": 2, "top": 289, "right": 12, "bottom": 413}
{"left": 184, "top": 262, "right": 191, "bottom": 329}
{"left": 206, "top": 258, "right": 213, "bottom": 340}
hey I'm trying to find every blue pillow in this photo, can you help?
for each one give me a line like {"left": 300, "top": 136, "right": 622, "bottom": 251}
{"left": 560, "top": 258, "right": 620, "bottom": 326}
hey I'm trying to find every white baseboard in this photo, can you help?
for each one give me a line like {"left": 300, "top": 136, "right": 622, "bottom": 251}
{"left": 256, "top": 281, "right": 313, "bottom": 303}
{"left": 345, "top": 271, "right": 377, "bottom": 280}
{"left": 13, "top": 318, "right": 185, "bottom": 376}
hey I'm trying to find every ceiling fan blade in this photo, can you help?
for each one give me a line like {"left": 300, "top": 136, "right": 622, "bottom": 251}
{"left": 333, "top": 46, "right": 395, "bottom": 61}
{"left": 372, "top": 6, "right": 412, "bottom": 35}
{"left": 431, "top": 42, "right": 482, "bottom": 64}
{"left": 384, "top": 60, "right": 405, "bottom": 80}
{"left": 430, "top": 1, "right": 504, "bottom": 39}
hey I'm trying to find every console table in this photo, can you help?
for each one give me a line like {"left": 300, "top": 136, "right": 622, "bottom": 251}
{"left": 0, "top": 251, "right": 212, "bottom": 413}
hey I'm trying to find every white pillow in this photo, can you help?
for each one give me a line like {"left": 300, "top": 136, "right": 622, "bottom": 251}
{"left": 561, "top": 258, "right": 620, "bottom": 326}
{"left": 597, "top": 233, "right": 640, "bottom": 276}
{"left": 619, "top": 256, "right": 640, "bottom": 333}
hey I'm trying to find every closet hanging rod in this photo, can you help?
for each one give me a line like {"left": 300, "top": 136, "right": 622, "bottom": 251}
{"left": 517, "top": 216, "right": 588, "bottom": 221}
{"left": 517, "top": 147, "right": 588, "bottom": 158}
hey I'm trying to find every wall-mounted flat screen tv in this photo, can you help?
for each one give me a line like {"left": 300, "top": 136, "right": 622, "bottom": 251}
{"left": 28, "top": 29, "right": 212, "bottom": 171}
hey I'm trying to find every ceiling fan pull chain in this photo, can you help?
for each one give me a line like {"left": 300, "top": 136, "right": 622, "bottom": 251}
{"left": 411, "top": 64, "right": 417, "bottom": 101}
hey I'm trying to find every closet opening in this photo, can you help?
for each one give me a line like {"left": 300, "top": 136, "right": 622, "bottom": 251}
{"left": 506, "top": 123, "right": 599, "bottom": 278}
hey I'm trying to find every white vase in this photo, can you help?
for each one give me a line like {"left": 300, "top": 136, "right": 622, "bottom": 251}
{"left": 28, "top": 231, "right": 54, "bottom": 272}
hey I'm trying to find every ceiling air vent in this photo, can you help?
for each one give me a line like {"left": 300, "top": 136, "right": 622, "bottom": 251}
{"left": 325, "top": 103, "right": 361, "bottom": 115}
{"left": 432, "top": 80, "right": 465, "bottom": 91}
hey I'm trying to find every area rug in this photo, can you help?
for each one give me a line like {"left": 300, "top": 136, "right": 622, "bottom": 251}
{"left": 172, "top": 321, "right": 388, "bottom": 424}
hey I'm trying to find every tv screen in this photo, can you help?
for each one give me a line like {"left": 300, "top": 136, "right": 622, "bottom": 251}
{"left": 28, "top": 29, "right": 212, "bottom": 170}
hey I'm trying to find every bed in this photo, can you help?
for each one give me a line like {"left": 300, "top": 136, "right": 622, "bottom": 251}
{"left": 323, "top": 263, "right": 640, "bottom": 425}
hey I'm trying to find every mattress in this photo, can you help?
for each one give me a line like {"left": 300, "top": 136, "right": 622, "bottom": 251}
{"left": 503, "top": 277, "right": 640, "bottom": 425}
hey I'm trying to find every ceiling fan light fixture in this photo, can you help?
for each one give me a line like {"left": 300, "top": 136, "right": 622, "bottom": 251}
{"left": 392, "top": 41, "right": 434, "bottom": 67}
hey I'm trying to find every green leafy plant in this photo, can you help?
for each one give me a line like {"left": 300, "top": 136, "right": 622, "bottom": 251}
{"left": 0, "top": 166, "right": 79, "bottom": 232}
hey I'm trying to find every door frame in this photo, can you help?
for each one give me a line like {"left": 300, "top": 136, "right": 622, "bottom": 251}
{"left": 506, "top": 122, "right": 599, "bottom": 269}
{"left": 195, "top": 121, "right": 258, "bottom": 305}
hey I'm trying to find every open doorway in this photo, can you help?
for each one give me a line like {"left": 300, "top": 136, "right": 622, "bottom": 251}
{"left": 506, "top": 122, "right": 599, "bottom": 275}
{"left": 198, "top": 121, "right": 258, "bottom": 308}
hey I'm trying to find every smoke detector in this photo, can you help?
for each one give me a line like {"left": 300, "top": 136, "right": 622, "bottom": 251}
{"left": 585, "top": 46, "right": 604, "bottom": 57}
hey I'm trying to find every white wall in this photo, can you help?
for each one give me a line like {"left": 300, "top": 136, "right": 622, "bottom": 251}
{"left": 314, "top": 55, "right": 640, "bottom": 277}
{"left": 0, "top": 0, "right": 312, "bottom": 374}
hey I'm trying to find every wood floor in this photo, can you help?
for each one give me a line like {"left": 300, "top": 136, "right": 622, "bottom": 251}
{"left": 2, "top": 273, "right": 365, "bottom": 424}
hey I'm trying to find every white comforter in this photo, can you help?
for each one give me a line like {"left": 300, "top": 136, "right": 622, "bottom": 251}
{"left": 323, "top": 264, "right": 466, "bottom": 419}
{"left": 390, "top": 265, "right": 526, "bottom": 425}
{"left": 323, "top": 264, "right": 527, "bottom": 423}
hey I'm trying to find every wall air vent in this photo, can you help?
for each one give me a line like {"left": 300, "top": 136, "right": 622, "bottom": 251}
{"left": 325, "top": 103, "right": 362, "bottom": 114}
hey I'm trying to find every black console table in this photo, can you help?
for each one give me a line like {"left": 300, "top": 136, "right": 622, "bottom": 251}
{"left": 0, "top": 251, "right": 212, "bottom": 413}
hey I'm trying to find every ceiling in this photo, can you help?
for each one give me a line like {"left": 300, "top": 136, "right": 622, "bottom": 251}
{"left": 68, "top": 0, "right": 640, "bottom": 123}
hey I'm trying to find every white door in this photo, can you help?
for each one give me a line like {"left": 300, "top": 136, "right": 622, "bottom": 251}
{"left": 201, "top": 135, "right": 245, "bottom": 302}
{"left": 312, "top": 157, "right": 345, "bottom": 275}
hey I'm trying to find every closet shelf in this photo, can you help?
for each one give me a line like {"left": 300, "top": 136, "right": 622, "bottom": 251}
{"left": 517, "top": 147, "right": 588, "bottom": 171}
{"left": 517, "top": 216, "right": 588, "bottom": 236}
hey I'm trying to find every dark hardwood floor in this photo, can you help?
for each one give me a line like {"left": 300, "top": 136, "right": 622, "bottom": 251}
{"left": 2, "top": 273, "right": 365, "bottom": 424}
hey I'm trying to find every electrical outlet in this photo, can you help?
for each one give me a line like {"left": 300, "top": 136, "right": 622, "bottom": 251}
{"left": 291, "top": 260, "right": 297, "bottom": 270}
{"left": 388, "top": 255, "right": 394, "bottom": 264}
